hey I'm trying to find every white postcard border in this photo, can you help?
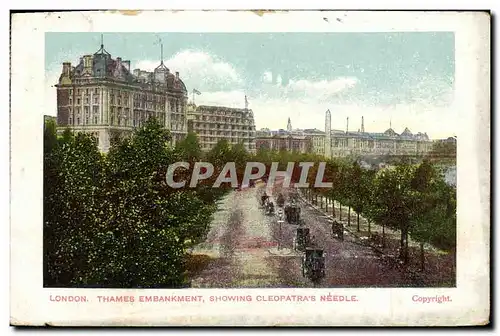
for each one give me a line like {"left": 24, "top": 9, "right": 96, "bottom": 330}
{"left": 10, "top": 11, "right": 490, "bottom": 326}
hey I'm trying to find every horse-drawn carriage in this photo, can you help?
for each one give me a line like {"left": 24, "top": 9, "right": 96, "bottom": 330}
{"left": 293, "top": 227, "right": 310, "bottom": 252}
{"left": 284, "top": 204, "right": 301, "bottom": 224}
{"left": 276, "top": 193, "right": 285, "bottom": 208}
{"left": 301, "top": 247, "right": 326, "bottom": 281}
{"left": 369, "top": 232, "right": 384, "bottom": 248}
{"left": 265, "top": 201, "right": 275, "bottom": 216}
{"left": 331, "top": 219, "right": 344, "bottom": 241}
{"left": 260, "top": 193, "right": 269, "bottom": 207}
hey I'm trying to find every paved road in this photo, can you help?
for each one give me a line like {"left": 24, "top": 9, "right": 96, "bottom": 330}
{"left": 189, "top": 183, "right": 425, "bottom": 288}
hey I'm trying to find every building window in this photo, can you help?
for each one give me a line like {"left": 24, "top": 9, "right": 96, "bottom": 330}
{"left": 69, "top": 89, "right": 73, "bottom": 95}
{"left": 77, "top": 117, "right": 80, "bottom": 125}
{"left": 94, "top": 88, "right": 98, "bottom": 94}
{"left": 69, "top": 117, "right": 73, "bottom": 124}
{"left": 94, "top": 116, "right": 98, "bottom": 124}
{"left": 77, "top": 98, "right": 81, "bottom": 105}
{"left": 86, "top": 89, "right": 89, "bottom": 95}
{"left": 84, "top": 106, "right": 89, "bottom": 114}
{"left": 94, "top": 96, "right": 99, "bottom": 104}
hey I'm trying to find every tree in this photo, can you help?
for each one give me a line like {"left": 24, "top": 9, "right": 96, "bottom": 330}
{"left": 325, "top": 160, "right": 342, "bottom": 218}
{"left": 410, "top": 172, "right": 456, "bottom": 270}
{"left": 373, "top": 164, "right": 416, "bottom": 263}
{"left": 206, "top": 139, "right": 232, "bottom": 168}
{"left": 335, "top": 161, "right": 352, "bottom": 222}
{"left": 96, "top": 118, "right": 215, "bottom": 287}
{"left": 176, "top": 131, "right": 202, "bottom": 163}
{"left": 44, "top": 125, "right": 106, "bottom": 287}
{"left": 428, "top": 139, "right": 457, "bottom": 158}
{"left": 44, "top": 118, "right": 218, "bottom": 288}
{"left": 349, "top": 163, "right": 376, "bottom": 232}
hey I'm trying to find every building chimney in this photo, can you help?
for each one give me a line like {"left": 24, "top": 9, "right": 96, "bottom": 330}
{"left": 175, "top": 71, "right": 179, "bottom": 79}
{"left": 123, "top": 60, "right": 130, "bottom": 71}
{"left": 116, "top": 57, "right": 122, "bottom": 66}
{"left": 83, "top": 55, "right": 93, "bottom": 66}
{"left": 361, "top": 116, "right": 365, "bottom": 133}
{"left": 62, "top": 62, "right": 71, "bottom": 76}
{"left": 346, "top": 117, "right": 349, "bottom": 134}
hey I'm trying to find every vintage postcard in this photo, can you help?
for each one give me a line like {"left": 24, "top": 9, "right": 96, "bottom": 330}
{"left": 10, "top": 10, "right": 490, "bottom": 326}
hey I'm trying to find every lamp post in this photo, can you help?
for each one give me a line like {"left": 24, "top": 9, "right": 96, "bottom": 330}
{"left": 277, "top": 218, "right": 284, "bottom": 250}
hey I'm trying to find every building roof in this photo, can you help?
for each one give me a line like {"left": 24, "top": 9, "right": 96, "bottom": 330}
{"left": 401, "top": 127, "right": 413, "bottom": 137}
{"left": 302, "top": 128, "right": 325, "bottom": 134}
{"left": 196, "top": 105, "right": 251, "bottom": 112}
{"left": 63, "top": 44, "right": 187, "bottom": 94}
{"left": 383, "top": 128, "right": 398, "bottom": 137}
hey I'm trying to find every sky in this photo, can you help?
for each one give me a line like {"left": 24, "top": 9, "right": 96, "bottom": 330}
{"left": 45, "top": 32, "right": 455, "bottom": 138}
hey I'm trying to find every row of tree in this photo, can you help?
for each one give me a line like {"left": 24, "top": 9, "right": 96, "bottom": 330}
{"left": 252, "top": 147, "right": 456, "bottom": 270}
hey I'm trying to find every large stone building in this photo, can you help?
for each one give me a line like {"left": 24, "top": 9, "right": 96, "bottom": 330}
{"left": 302, "top": 128, "right": 326, "bottom": 155}
{"left": 320, "top": 110, "right": 434, "bottom": 158}
{"left": 187, "top": 101, "right": 256, "bottom": 153}
{"left": 55, "top": 42, "right": 188, "bottom": 152}
{"left": 255, "top": 118, "right": 312, "bottom": 153}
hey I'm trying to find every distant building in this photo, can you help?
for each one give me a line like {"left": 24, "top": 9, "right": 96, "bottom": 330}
{"left": 302, "top": 128, "right": 326, "bottom": 156}
{"left": 434, "top": 136, "right": 457, "bottom": 144}
{"left": 55, "top": 40, "right": 188, "bottom": 152}
{"left": 322, "top": 110, "right": 435, "bottom": 158}
{"left": 255, "top": 118, "right": 312, "bottom": 153}
{"left": 187, "top": 103, "right": 256, "bottom": 153}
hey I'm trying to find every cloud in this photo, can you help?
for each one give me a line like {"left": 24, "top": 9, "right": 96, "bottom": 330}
{"left": 135, "top": 50, "right": 242, "bottom": 92}
{"left": 193, "top": 90, "right": 247, "bottom": 108}
{"left": 284, "top": 77, "right": 358, "bottom": 102}
{"left": 407, "top": 75, "right": 454, "bottom": 106}
{"left": 262, "top": 71, "right": 273, "bottom": 84}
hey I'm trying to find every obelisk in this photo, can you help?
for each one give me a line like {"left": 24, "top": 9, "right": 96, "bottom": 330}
{"left": 325, "top": 109, "right": 331, "bottom": 158}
